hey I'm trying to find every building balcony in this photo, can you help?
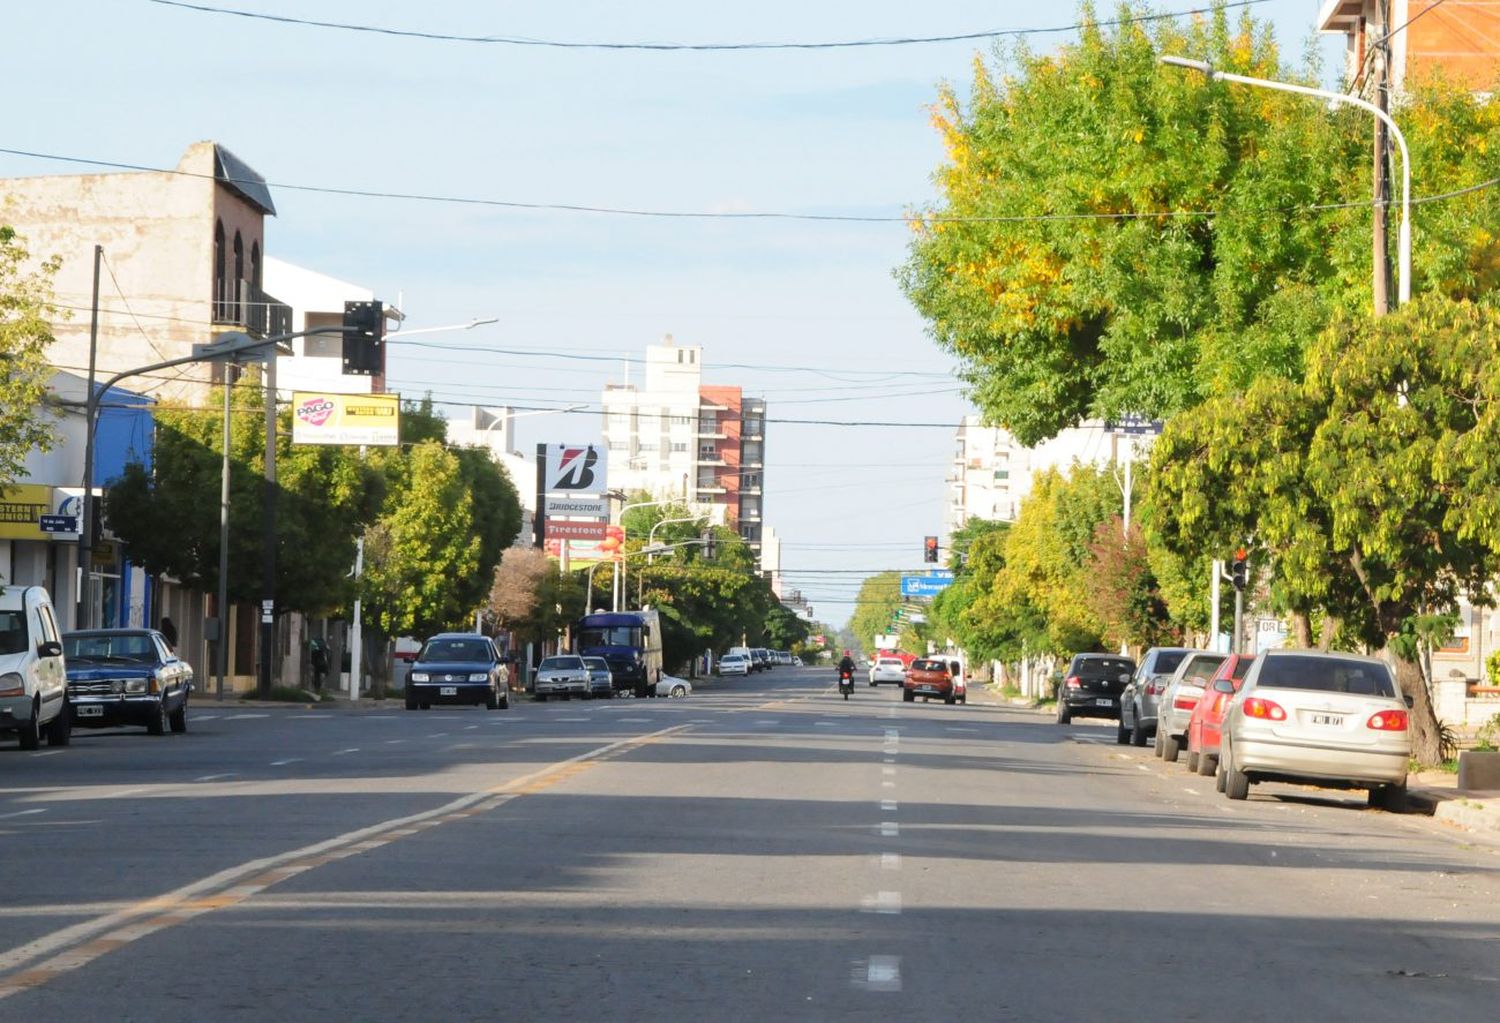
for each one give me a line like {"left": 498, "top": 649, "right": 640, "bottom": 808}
{"left": 213, "top": 278, "right": 292, "bottom": 339}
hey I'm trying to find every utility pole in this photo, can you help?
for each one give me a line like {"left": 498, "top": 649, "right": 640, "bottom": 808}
{"left": 259, "top": 352, "right": 277, "bottom": 700}
{"left": 75, "top": 244, "right": 103, "bottom": 631}
{"left": 1210, "top": 558, "right": 1222, "bottom": 652}
{"left": 216, "top": 369, "right": 233, "bottom": 700}
{"left": 1371, "top": 0, "right": 1394, "bottom": 315}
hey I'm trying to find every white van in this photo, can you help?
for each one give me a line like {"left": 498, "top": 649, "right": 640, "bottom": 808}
{"left": 0, "top": 586, "right": 70, "bottom": 749}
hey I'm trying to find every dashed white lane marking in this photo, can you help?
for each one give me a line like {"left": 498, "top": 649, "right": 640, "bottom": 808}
{"left": 861, "top": 891, "right": 902, "bottom": 915}
{"left": 193, "top": 774, "right": 235, "bottom": 782}
{"left": 815, "top": 721, "right": 836, "bottom": 727}
{"left": 269, "top": 759, "right": 301, "bottom": 767}
{"left": 0, "top": 810, "right": 46, "bottom": 820}
{"left": 290, "top": 714, "right": 331, "bottom": 720}
{"left": 620, "top": 718, "right": 651, "bottom": 724}
{"left": 223, "top": 714, "right": 269, "bottom": 720}
{"left": 464, "top": 725, "right": 480, "bottom": 730}
{"left": 384, "top": 739, "right": 407, "bottom": 745}
{"left": 193, "top": 714, "right": 220, "bottom": 721}
{"left": 945, "top": 726, "right": 977, "bottom": 733}
{"left": 428, "top": 733, "right": 449, "bottom": 738}
{"left": 883, "top": 757, "right": 896, "bottom": 765}
{"left": 862, "top": 956, "right": 902, "bottom": 992}
{"left": 879, "top": 821, "right": 899, "bottom": 838}
{"left": 882, "top": 780, "right": 896, "bottom": 789}
{"left": 755, "top": 719, "right": 778, "bottom": 726}
{"left": 332, "top": 748, "right": 360, "bottom": 756}
{"left": 882, "top": 766, "right": 896, "bottom": 776}
{"left": 1137, "top": 764, "right": 1151, "bottom": 772}
{"left": 880, "top": 800, "right": 897, "bottom": 812}
{"left": 30, "top": 751, "right": 64, "bottom": 759}
{"left": 558, "top": 717, "right": 588, "bottom": 723}
{"left": 880, "top": 853, "right": 901, "bottom": 871}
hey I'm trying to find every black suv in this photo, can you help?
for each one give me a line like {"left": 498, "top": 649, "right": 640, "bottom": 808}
{"left": 1054, "top": 653, "right": 1136, "bottom": 724}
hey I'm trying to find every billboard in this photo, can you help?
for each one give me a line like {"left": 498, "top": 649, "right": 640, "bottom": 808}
{"left": 900, "top": 572, "right": 954, "bottom": 598}
{"left": 0, "top": 484, "right": 51, "bottom": 541}
{"left": 546, "top": 520, "right": 607, "bottom": 542}
{"left": 542, "top": 443, "right": 607, "bottom": 495}
{"left": 291, "top": 392, "right": 400, "bottom": 447}
{"left": 545, "top": 525, "right": 624, "bottom": 562}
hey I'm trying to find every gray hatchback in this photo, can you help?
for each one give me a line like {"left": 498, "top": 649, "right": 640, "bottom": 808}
{"left": 1118, "top": 647, "right": 1193, "bottom": 746}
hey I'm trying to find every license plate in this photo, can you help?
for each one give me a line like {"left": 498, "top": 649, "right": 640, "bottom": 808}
{"left": 77, "top": 704, "right": 104, "bottom": 717}
{"left": 440, "top": 686, "right": 457, "bottom": 696}
{"left": 1311, "top": 713, "right": 1344, "bottom": 727}
{"left": 1095, "top": 698, "right": 1114, "bottom": 707}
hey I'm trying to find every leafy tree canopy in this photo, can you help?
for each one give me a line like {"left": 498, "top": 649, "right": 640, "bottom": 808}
{"left": 0, "top": 225, "right": 60, "bottom": 486}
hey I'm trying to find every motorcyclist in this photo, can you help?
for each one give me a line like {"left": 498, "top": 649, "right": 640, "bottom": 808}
{"left": 837, "top": 650, "right": 856, "bottom": 677}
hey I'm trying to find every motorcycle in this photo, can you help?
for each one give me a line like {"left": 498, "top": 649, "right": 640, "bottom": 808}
{"left": 838, "top": 670, "right": 854, "bottom": 700}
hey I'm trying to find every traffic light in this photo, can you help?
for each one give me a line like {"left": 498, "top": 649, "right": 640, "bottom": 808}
{"left": 923, "top": 535, "right": 939, "bottom": 563}
{"left": 342, "top": 300, "right": 385, "bottom": 376}
{"left": 1230, "top": 549, "right": 1248, "bottom": 591}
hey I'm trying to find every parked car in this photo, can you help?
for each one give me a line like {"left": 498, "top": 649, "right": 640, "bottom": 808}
{"left": 1219, "top": 649, "right": 1411, "bottom": 808}
{"left": 945, "top": 657, "right": 968, "bottom": 704}
{"left": 868, "top": 656, "right": 907, "bottom": 686}
{"left": 657, "top": 674, "right": 692, "bottom": 698}
{"left": 717, "top": 653, "right": 750, "bottom": 677}
{"left": 581, "top": 656, "right": 614, "bottom": 698}
{"left": 751, "top": 648, "right": 773, "bottom": 671}
{"left": 1055, "top": 653, "right": 1136, "bottom": 723}
{"left": 1154, "top": 651, "right": 1228, "bottom": 762}
{"left": 1118, "top": 647, "right": 1193, "bottom": 745}
{"left": 1185, "top": 654, "right": 1256, "bottom": 776}
{"left": 0, "top": 586, "right": 69, "bottom": 750}
{"left": 533, "top": 655, "right": 591, "bottom": 700}
{"left": 903, "top": 658, "right": 958, "bottom": 705}
{"left": 406, "top": 633, "right": 509, "bottom": 710}
{"left": 63, "top": 628, "right": 193, "bottom": 735}
{"left": 727, "top": 646, "right": 758, "bottom": 672}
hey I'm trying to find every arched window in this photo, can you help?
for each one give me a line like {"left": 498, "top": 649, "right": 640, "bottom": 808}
{"left": 213, "top": 220, "right": 226, "bottom": 319}
{"left": 250, "top": 241, "right": 261, "bottom": 289}
{"left": 232, "top": 231, "right": 244, "bottom": 320}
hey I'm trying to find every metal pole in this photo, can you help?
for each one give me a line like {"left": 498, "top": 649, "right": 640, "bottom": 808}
{"left": 76, "top": 244, "right": 102, "bottom": 631}
{"left": 1232, "top": 588, "right": 1244, "bottom": 656}
{"left": 258, "top": 355, "right": 277, "bottom": 699}
{"left": 1210, "top": 559, "right": 1222, "bottom": 652}
{"left": 215, "top": 367, "right": 233, "bottom": 700}
{"left": 1121, "top": 438, "right": 1133, "bottom": 537}
{"left": 350, "top": 445, "right": 366, "bottom": 705}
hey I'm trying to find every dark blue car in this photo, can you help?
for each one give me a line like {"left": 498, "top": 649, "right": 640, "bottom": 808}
{"left": 405, "top": 633, "right": 509, "bottom": 711}
{"left": 63, "top": 629, "right": 193, "bottom": 736}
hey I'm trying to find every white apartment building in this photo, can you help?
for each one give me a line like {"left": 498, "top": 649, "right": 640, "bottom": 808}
{"left": 262, "top": 257, "right": 382, "bottom": 396}
{"left": 446, "top": 406, "right": 536, "bottom": 542}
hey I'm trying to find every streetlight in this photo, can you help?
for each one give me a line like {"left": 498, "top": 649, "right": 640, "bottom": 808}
{"left": 1160, "top": 55, "right": 1412, "bottom": 306}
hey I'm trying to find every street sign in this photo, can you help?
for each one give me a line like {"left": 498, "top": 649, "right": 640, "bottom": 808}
{"left": 1105, "top": 414, "right": 1164, "bottom": 435}
{"left": 901, "top": 574, "right": 954, "bottom": 598}
{"left": 545, "top": 520, "right": 607, "bottom": 542}
{"left": 544, "top": 496, "right": 605, "bottom": 518}
{"left": 39, "top": 514, "right": 77, "bottom": 533}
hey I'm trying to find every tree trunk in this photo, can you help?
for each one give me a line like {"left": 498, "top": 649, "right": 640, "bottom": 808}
{"left": 1291, "top": 611, "right": 1313, "bottom": 648}
{"left": 1317, "top": 616, "right": 1340, "bottom": 651}
{"left": 1388, "top": 650, "right": 1442, "bottom": 767}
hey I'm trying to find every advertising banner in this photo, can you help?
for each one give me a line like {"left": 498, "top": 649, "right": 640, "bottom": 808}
{"left": 542, "top": 443, "right": 607, "bottom": 495}
{"left": 545, "top": 520, "right": 607, "bottom": 542}
{"left": 291, "top": 392, "right": 401, "bottom": 447}
{"left": 545, "top": 525, "right": 625, "bottom": 563}
{"left": 544, "top": 496, "right": 605, "bottom": 518}
{"left": 0, "top": 484, "right": 52, "bottom": 541}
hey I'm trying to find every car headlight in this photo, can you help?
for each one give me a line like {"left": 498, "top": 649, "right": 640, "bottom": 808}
{"left": 410, "top": 672, "right": 429, "bottom": 682}
{"left": 469, "top": 673, "right": 488, "bottom": 682}
{"left": 125, "top": 678, "right": 149, "bottom": 694}
{"left": 0, "top": 672, "right": 23, "bottom": 698}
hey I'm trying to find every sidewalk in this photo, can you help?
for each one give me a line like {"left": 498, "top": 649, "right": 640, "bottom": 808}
{"left": 1404, "top": 771, "right": 1500, "bottom": 837}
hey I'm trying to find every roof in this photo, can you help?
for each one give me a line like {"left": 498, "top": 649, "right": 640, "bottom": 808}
{"left": 1317, "top": 0, "right": 1366, "bottom": 32}
{"left": 213, "top": 144, "right": 276, "bottom": 216}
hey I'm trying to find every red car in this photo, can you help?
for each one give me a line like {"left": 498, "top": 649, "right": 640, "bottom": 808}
{"left": 903, "top": 658, "right": 958, "bottom": 705}
{"left": 1185, "top": 653, "right": 1256, "bottom": 777}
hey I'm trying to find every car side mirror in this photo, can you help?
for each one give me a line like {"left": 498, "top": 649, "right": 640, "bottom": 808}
{"left": 1118, "top": 673, "right": 1130, "bottom": 684}
{"left": 38, "top": 640, "right": 63, "bottom": 658}
{"left": 1213, "top": 679, "right": 1235, "bottom": 694}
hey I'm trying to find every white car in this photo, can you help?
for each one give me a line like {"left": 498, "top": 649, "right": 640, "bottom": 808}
{"left": 0, "top": 586, "right": 70, "bottom": 750}
{"left": 656, "top": 675, "right": 692, "bottom": 698}
{"left": 717, "top": 654, "right": 750, "bottom": 677}
{"left": 869, "top": 656, "right": 907, "bottom": 686}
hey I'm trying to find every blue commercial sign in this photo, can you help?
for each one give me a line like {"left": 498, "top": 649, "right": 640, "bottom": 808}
{"left": 901, "top": 572, "right": 954, "bottom": 598}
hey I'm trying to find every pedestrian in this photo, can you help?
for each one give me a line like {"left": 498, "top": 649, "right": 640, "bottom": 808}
{"left": 159, "top": 616, "right": 178, "bottom": 651}
{"left": 310, "top": 638, "right": 329, "bottom": 693}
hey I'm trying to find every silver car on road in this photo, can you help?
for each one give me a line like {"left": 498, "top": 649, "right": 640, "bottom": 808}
{"left": 534, "top": 655, "right": 591, "bottom": 701}
{"left": 1155, "top": 651, "right": 1227, "bottom": 764}
{"left": 1220, "top": 650, "right": 1411, "bottom": 809}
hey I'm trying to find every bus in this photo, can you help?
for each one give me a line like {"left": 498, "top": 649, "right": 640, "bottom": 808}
{"left": 576, "top": 609, "right": 663, "bottom": 698}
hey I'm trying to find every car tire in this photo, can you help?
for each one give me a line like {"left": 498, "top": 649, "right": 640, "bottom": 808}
{"left": 1370, "top": 783, "right": 1406, "bottom": 812}
{"left": 1223, "top": 743, "right": 1251, "bottom": 801}
{"left": 1160, "top": 732, "right": 1180, "bottom": 763}
{"left": 1185, "top": 748, "right": 1199, "bottom": 773}
{"left": 18, "top": 700, "right": 42, "bottom": 751}
{"left": 1056, "top": 699, "right": 1071, "bottom": 725}
{"left": 1215, "top": 757, "right": 1228, "bottom": 792}
{"left": 46, "top": 701, "right": 72, "bottom": 746}
{"left": 405, "top": 691, "right": 418, "bottom": 710}
{"left": 1115, "top": 717, "right": 1130, "bottom": 745}
{"left": 944, "top": 693, "right": 956, "bottom": 706}
{"left": 486, "top": 689, "right": 500, "bottom": 710}
{"left": 902, "top": 689, "right": 914, "bottom": 703}
{"left": 1197, "top": 751, "right": 1217, "bottom": 777}
{"left": 419, "top": 702, "right": 431, "bottom": 710}
{"left": 1130, "top": 711, "right": 1148, "bottom": 747}
{"left": 147, "top": 699, "right": 167, "bottom": 736}
{"left": 670, "top": 684, "right": 687, "bottom": 698}
{"left": 169, "top": 699, "right": 188, "bottom": 734}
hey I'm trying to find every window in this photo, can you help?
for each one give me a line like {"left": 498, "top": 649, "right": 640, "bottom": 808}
{"left": 742, "top": 473, "right": 760, "bottom": 488}
{"left": 742, "top": 441, "right": 763, "bottom": 463}
{"left": 607, "top": 441, "right": 626, "bottom": 451}
{"left": 250, "top": 241, "right": 262, "bottom": 289}
{"left": 699, "top": 443, "right": 718, "bottom": 458}
{"left": 1255, "top": 655, "right": 1396, "bottom": 697}
{"left": 743, "top": 416, "right": 763, "bottom": 435}
{"left": 639, "top": 442, "right": 658, "bottom": 453}
{"left": 213, "top": 220, "right": 226, "bottom": 310}
{"left": 231, "top": 231, "right": 244, "bottom": 320}
{"left": 418, "top": 638, "right": 492, "bottom": 663}
{"left": 671, "top": 442, "right": 688, "bottom": 453}
{"left": 993, "top": 469, "right": 1008, "bottom": 480}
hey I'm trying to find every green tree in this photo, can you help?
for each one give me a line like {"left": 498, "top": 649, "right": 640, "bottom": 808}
{"left": 849, "top": 572, "right": 905, "bottom": 652}
{"left": 0, "top": 225, "right": 59, "bottom": 486}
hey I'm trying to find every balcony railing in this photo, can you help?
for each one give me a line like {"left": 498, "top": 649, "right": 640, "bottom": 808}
{"left": 213, "top": 278, "right": 293, "bottom": 338}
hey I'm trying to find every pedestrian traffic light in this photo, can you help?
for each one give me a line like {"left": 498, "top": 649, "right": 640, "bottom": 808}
{"left": 342, "top": 300, "right": 385, "bottom": 376}
{"left": 923, "top": 535, "right": 939, "bottom": 563}
{"left": 1231, "top": 549, "right": 1248, "bottom": 591}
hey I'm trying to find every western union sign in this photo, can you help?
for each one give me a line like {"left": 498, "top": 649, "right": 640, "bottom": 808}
{"left": 290, "top": 392, "right": 401, "bottom": 447}
{"left": 0, "top": 484, "right": 52, "bottom": 541}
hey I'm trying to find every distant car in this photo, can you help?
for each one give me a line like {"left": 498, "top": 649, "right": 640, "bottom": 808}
{"left": 868, "top": 657, "right": 907, "bottom": 686}
{"left": 1154, "top": 651, "right": 1228, "bottom": 762}
{"left": 945, "top": 658, "right": 968, "bottom": 705}
{"left": 751, "top": 648, "right": 773, "bottom": 672}
{"left": 656, "top": 675, "right": 692, "bottom": 698}
{"left": 533, "top": 655, "right": 591, "bottom": 701}
{"left": 581, "top": 656, "right": 614, "bottom": 698}
{"left": 717, "top": 654, "right": 750, "bottom": 677}
{"left": 1055, "top": 653, "right": 1136, "bottom": 724}
{"left": 62, "top": 628, "right": 193, "bottom": 736}
{"left": 903, "top": 658, "right": 958, "bottom": 705}
{"left": 1118, "top": 647, "right": 1193, "bottom": 745}
{"left": 406, "top": 633, "right": 509, "bottom": 711}
{"left": 1185, "top": 654, "right": 1256, "bottom": 776}
{"left": 1219, "top": 650, "right": 1411, "bottom": 808}
{"left": 727, "top": 646, "right": 758, "bottom": 672}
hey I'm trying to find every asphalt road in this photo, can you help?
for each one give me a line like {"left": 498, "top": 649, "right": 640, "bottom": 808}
{"left": 1, "top": 666, "right": 1497, "bottom": 1021}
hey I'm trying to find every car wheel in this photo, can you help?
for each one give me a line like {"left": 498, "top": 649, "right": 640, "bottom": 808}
{"left": 1197, "top": 751, "right": 1217, "bottom": 777}
{"left": 670, "top": 684, "right": 687, "bottom": 698}
{"left": 1115, "top": 717, "right": 1130, "bottom": 745}
{"left": 944, "top": 693, "right": 956, "bottom": 706}
{"left": 1370, "top": 783, "right": 1406, "bottom": 812}
{"left": 902, "top": 689, "right": 914, "bottom": 703}
{"left": 405, "top": 691, "right": 418, "bottom": 710}
{"left": 535, "top": 693, "right": 548, "bottom": 702}
{"left": 1160, "top": 731, "right": 1180, "bottom": 763}
{"left": 959, "top": 694, "right": 966, "bottom": 704}
{"left": 169, "top": 698, "right": 188, "bottom": 734}
{"left": 1130, "top": 711, "right": 1148, "bottom": 747}
{"left": 1185, "top": 748, "right": 1199, "bottom": 773}
{"left": 46, "top": 701, "right": 72, "bottom": 746}
{"left": 1223, "top": 743, "right": 1250, "bottom": 800}
{"left": 1215, "top": 756, "right": 1228, "bottom": 792}
{"left": 18, "top": 700, "right": 42, "bottom": 751}
{"left": 419, "top": 702, "right": 431, "bottom": 710}
{"left": 486, "top": 689, "right": 500, "bottom": 710}
{"left": 1055, "top": 699, "right": 1072, "bottom": 725}
{"left": 146, "top": 698, "right": 167, "bottom": 736}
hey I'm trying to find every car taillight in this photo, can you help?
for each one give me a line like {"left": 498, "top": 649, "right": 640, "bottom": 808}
{"left": 1242, "top": 697, "right": 1286, "bottom": 721}
{"left": 1173, "top": 696, "right": 1198, "bottom": 710}
{"left": 1065, "top": 675, "right": 1081, "bottom": 689}
{"left": 1145, "top": 680, "right": 1163, "bottom": 696}
{"left": 1367, "top": 710, "right": 1408, "bottom": 731}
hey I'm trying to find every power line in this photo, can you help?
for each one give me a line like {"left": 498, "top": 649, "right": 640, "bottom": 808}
{"left": 147, "top": 0, "right": 1273, "bottom": 51}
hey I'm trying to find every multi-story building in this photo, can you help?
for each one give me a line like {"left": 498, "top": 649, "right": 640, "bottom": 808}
{"left": 945, "top": 415, "right": 1143, "bottom": 536}
{"left": 1319, "top": 2, "right": 1500, "bottom": 93}
{"left": 601, "top": 336, "right": 768, "bottom": 561}
{"left": 446, "top": 406, "right": 536, "bottom": 543}
{"left": 263, "top": 257, "right": 384, "bottom": 396}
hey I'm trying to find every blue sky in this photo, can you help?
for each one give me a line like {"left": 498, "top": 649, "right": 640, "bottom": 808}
{"left": 3, "top": 1, "right": 1340, "bottom": 626}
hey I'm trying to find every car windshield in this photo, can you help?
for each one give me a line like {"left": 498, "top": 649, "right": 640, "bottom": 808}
{"left": 0, "top": 611, "right": 28, "bottom": 656}
{"left": 63, "top": 632, "right": 156, "bottom": 662}
{"left": 1256, "top": 655, "right": 1397, "bottom": 698}
{"left": 1151, "top": 651, "right": 1188, "bottom": 674}
{"left": 1076, "top": 657, "right": 1134, "bottom": 678}
{"left": 583, "top": 658, "right": 608, "bottom": 670}
{"left": 912, "top": 659, "right": 947, "bottom": 672}
{"left": 540, "top": 656, "right": 583, "bottom": 670}
{"left": 1230, "top": 657, "right": 1256, "bottom": 680}
{"left": 722, "top": 655, "right": 744, "bottom": 663}
{"left": 878, "top": 658, "right": 903, "bottom": 667}
{"left": 579, "top": 626, "right": 640, "bottom": 647}
{"left": 418, "top": 638, "right": 491, "bottom": 663}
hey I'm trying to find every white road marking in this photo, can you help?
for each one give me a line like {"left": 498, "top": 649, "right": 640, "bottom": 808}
{"left": 427, "top": 733, "right": 449, "bottom": 738}
{"left": 30, "top": 751, "right": 65, "bottom": 759}
{"left": 861, "top": 891, "right": 902, "bottom": 915}
{"left": 193, "top": 774, "right": 235, "bottom": 782}
{"left": 384, "top": 739, "right": 407, "bottom": 745}
{"left": 0, "top": 810, "right": 46, "bottom": 820}
{"left": 815, "top": 721, "right": 836, "bottom": 728}
{"left": 332, "top": 748, "right": 360, "bottom": 756}
{"left": 620, "top": 718, "right": 651, "bottom": 724}
{"left": 883, "top": 757, "right": 895, "bottom": 765}
{"left": 291, "top": 714, "right": 331, "bottom": 720}
{"left": 880, "top": 800, "right": 898, "bottom": 812}
{"left": 882, "top": 780, "right": 895, "bottom": 789}
{"left": 269, "top": 759, "right": 301, "bottom": 767}
{"left": 1183, "top": 787, "right": 1201, "bottom": 796}
{"left": 755, "top": 719, "right": 778, "bottom": 726}
{"left": 863, "top": 956, "right": 902, "bottom": 992}
{"left": 464, "top": 725, "right": 479, "bottom": 730}
{"left": 1137, "top": 764, "right": 1150, "bottom": 771}
{"left": 193, "top": 714, "right": 220, "bottom": 721}
{"left": 880, "top": 853, "right": 901, "bottom": 871}
{"left": 558, "top": 717, "right": 588, "bottom": 723}
{"left": 882, "top": 766, "right": 896, "bottom": 776}
{"left": 1073, "top": 735, "right": 1107, "bottom": 744}
{"left": 884, "top": 728, "right": 899, "bottom": 740}
{"left": 945, "top": 726, "right": 977, "bottom": 733}
{"left": 223, "top": 713, "right": 269, "bottom": 720}
{"left": 879, "top": 821, "right": 899, "bottom": 838}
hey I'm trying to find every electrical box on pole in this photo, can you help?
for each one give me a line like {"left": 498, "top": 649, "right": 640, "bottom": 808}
{"left": 342, "top": 300, "right": 385, "bottom": 376}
